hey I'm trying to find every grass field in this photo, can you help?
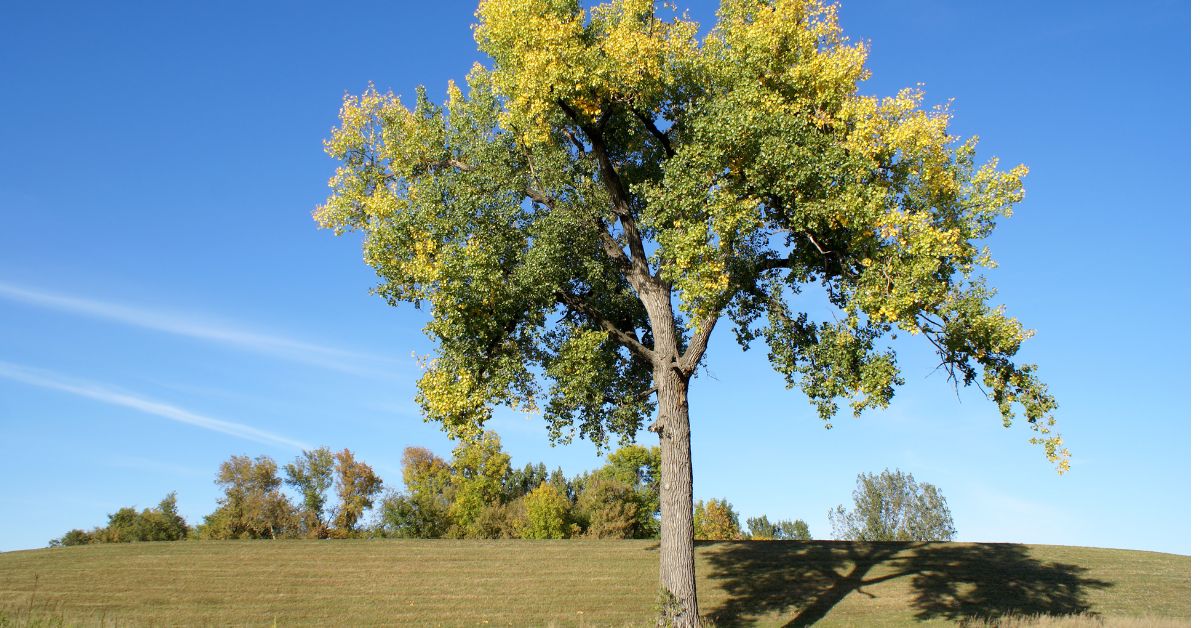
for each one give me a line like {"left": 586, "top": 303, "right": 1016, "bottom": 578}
{"left": 0, "top": 540, "right": 1188, "bottom": 626}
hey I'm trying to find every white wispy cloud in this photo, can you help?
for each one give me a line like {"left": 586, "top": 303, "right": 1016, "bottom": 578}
{"left": 0, "top": 361, "right": 310, "bottom": 450}
{"left": 0, "top": 281, "right": 406, "bottom": 378}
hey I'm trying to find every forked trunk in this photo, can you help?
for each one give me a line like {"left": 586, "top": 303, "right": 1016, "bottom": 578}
{"left": 656, "top": 366, "right": 699, "bottom": 626}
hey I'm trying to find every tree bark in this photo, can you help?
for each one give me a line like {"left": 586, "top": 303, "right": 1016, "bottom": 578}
{"left": 655, "top": 364, "right": 699, "bottom": 626}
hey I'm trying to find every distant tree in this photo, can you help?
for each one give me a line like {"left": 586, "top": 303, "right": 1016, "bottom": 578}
{"left": 693, "top": 499, "right": 741, "bottom": 541}
{"left": 53, "top": 492, "right": 189, "bottom": 546}
{"left": 746, "top": 515, "right": 780, "bottom": 540}
{"left": 578, "top": 476, "right": 644, "bottom": 539}
{"left": 405, "top": 447, "right": 455, "bottom": 535}
{"left": 138, "top": 492, "right": 190, "bottom": 541}
{"left": 578, "top": 445, "right": 661, "bottom": 538}
{"left": 378, "top": 447, "right": 456, "bottom": 538}
{"left": 521, "top": 482, "right": 572, "bottom": 539}
{"left": 777, "top": 519, "right": 812, "bottom": 541}
{"left": 96, "top": 507, "right": 145, "bottom": 543}
{"left": 745, "top": 514, "right": 811, "bottom": 541}
{"left": 477, "top": 499, "right": 527, "bottom": 539}
{"left": 504, "top": 462, "right": 549, "bottom": 502}
{"left": 598, "top": 445, "right": 661, "bottom": 490}
{"left": 284, "top": 447, "right": 335, "bottom": 538}
{"left": 828, "top": 469, "right": 955, "bottom": 542}
{"left": 202, "top": 455, "right": 298, "bottom": 539}
{"left": 331, "top": 449, "right": 384, "bottom": 537}
{"left": 447, "top": 431, "right": 512, "bottom": 538}
{"left": 52, "top": 529, "right": 92, "bottom": 547}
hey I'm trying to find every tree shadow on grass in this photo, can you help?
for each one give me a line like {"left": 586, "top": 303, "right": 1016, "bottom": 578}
{"left": 701, "top": 541, "right": 1112, "bottom": 626}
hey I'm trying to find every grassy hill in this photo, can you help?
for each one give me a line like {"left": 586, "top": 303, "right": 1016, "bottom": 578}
{"left": 0, "top": 540, "right": 1188, "bottom": 626}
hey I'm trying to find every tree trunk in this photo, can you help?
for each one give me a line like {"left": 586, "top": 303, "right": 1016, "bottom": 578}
{"left": 656, "top": 365, "right": 699, "bottom": 626}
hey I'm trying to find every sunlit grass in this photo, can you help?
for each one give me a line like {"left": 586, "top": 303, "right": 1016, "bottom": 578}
{"left": 0, "top": 541, "right": 1187, "bottom": 626}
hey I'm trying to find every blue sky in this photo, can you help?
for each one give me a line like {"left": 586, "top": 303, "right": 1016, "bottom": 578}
{"left": 0, "top": 0, "right": 1188, "bottom": 554}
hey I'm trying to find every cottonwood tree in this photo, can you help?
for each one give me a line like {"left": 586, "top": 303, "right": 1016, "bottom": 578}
{"left": 316, "top": 0, "right": 1065, "bottom": 622}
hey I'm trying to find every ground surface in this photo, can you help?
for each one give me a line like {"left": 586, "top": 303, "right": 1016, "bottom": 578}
{"left": 0, "top": 540, "right": 1188, "bottom": 626}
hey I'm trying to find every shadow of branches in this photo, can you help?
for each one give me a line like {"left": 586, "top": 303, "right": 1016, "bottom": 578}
{"left": 904, "top": 543, "right": 1111, "bottom": 622}
{"left": 700, "top": 541, "right": 1112, "bottom": 626}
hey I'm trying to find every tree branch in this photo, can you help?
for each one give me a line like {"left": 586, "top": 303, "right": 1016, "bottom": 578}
{"left": 557, "top": 100, "right": 655, "bottom": 290}
{"left": 633, "top": 110, "right": 675, "bottom": 158}
{"left": 678, "top": 313, "right": 719, "bottom": 377}
{"left": 595, "top": 219, "right": 634, "bottom": 270}
{"left": 555, "top": 289, "right": 656, "bottom": 364}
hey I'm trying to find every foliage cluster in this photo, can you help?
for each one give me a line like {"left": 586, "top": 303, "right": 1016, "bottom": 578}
{"left": 50, "top": 493, "right": 188, "bottom": 546}
{"left": 828, "top": 468, "right": 956, "bottom": 542}
{"left": 377, "top": 433, "right": 664, "bottom": 539}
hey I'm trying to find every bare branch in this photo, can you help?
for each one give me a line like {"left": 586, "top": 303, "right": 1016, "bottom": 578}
{"left": 803, "top": 231, "right": 831, "bottom": 256}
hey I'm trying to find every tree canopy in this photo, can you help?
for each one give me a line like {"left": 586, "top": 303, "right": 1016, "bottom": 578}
{"left": 829, "top": 468, "right": 956, "bottom": 542}
{"left": 316, "top": 0, "right": 1064, "bottom": 467}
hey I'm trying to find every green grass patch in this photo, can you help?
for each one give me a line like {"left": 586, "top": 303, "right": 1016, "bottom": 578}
{"left": 0, "top": 540, "right": 1187, "bottom": 626}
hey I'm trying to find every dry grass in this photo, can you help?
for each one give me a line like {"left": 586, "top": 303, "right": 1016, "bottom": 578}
{"left": 959, "top": 613, "right": 1189, "bottom": 627}
{"left": 0, "top": 540, "right": 1188, "bottom": 626}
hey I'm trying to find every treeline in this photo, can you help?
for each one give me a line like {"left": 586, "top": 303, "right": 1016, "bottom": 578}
{"left": 51, "top": 432, "right": 812, "bottom": 546}
{"left": 49, "top": 493, "right": 189, "bottom": 546}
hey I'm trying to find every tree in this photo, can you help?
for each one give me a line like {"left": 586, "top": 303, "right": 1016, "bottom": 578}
{"left": 51, "top": 529, "right": 92, "bottom": 547}
{"left": 578, "top": 475, "right": 643, "bottom": 538}
{"left": 447, "top": 431, "right": 512, "bottom": 538}
{"left": 284, "top": 447, "right": 336, "bottom": 538}
{"left": 521, "top": 482, "right": 572, "bottom": 539}
{"left": 315, "top": 0, "right": 1066, "bottom": 622}
{"left": 693, "top": 499, "right": 742, "bottom": 540}
{"left": 745, "top": 515, "right": 779, "bottom": 540}
{"left": 138, "top": 492, "right": 190, "bottom": 541}
{"left": 578, "top": 444, "right": 660, "bottom": 538}
{"left": 778, "top": 519, "right": 812, "bottom": 541}
{"left": 504, "top": 461, "right": 549, "bottom": 502}
{"left": 331, "top": 448, "right": 384, "bottom": 537}
{"left": 380, "top": 446, "right": 456, "bottom": 538}
{"left": 202, "top": 455, "right": 298, "bottom": 540}
{"left": 828, "top": 468, "right": 956, "bottom": 542}
{"left": 53, "top": 492, "right": 192, "bottom": 545}
{"left": 746, "top": 514, "right": 811, "bottom": 540}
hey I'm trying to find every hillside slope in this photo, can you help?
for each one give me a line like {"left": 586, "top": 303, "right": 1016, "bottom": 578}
{"left": 0, "top": 540, "right": 1188, "bottom": 626}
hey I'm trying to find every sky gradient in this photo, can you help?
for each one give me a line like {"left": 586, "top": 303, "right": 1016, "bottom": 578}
{"left": 0, "top": 0, "right": 1189, "bottom": 554}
